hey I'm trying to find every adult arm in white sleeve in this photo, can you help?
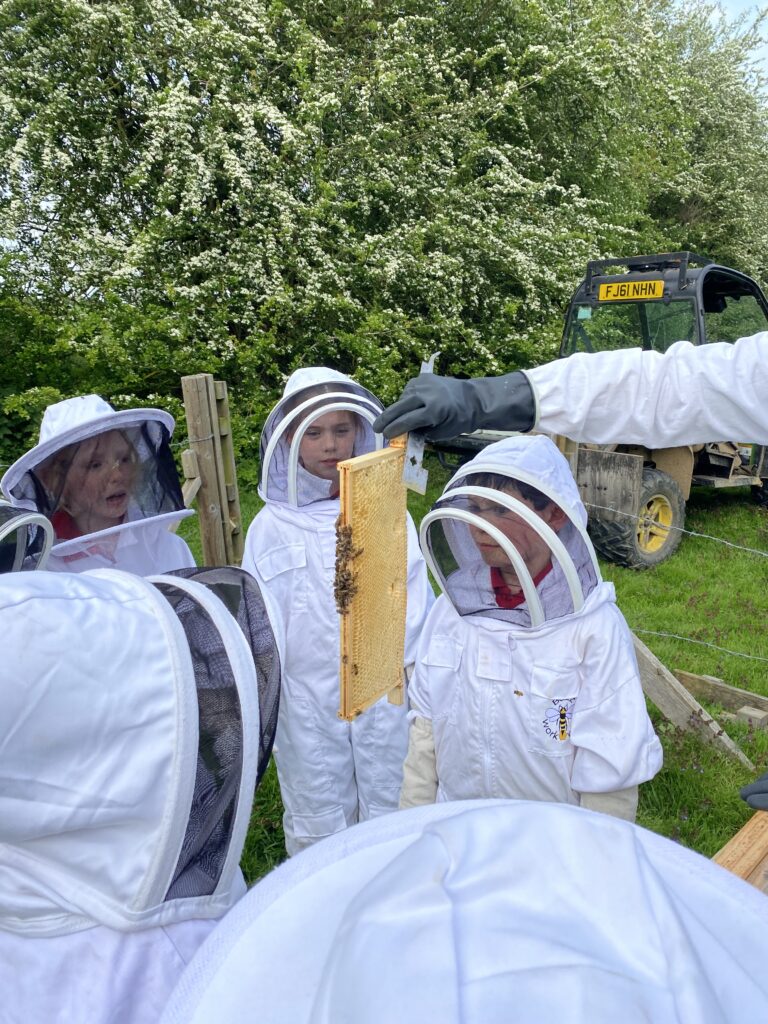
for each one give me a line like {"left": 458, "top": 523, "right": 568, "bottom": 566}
{"left": 524, "top": 334, "right": 768, "bottom": 446}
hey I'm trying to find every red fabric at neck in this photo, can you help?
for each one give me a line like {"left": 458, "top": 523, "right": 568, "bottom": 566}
{"left": 50, "top": 509, "right": 82, "bottom": 540}
{"left": 490, "top": 563, "right": 552, "bottom": 609}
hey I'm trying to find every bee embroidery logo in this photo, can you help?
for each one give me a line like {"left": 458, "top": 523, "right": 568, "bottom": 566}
{"left": 543, "top": 699, "right": 575, "bottom": 741}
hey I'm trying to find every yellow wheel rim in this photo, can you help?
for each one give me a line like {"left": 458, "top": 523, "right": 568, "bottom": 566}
{"left": 637, "top": 494, "right": 674, "bottom": 553}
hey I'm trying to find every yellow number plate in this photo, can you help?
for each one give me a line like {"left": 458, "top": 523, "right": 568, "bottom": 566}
{"left": 598, "top": 280, "right": 664, "bottom": 301}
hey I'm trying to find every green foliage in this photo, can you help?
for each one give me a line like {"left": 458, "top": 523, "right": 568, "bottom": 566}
{"left": 3, "top": 0, "right": 768, "bottom": 433}
{"left": 241, "top": 760, "right": 287, "bottom": 884}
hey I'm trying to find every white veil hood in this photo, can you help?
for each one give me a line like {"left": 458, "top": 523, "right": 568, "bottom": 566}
{"left": 421, "top": 435, "right": 600, "bottom": 626}
{"left": 1, "top": 394, "right": 193, "bottom": 560}
{"left": 160, "top": 801, "right": 768, "bottom": 1024}
{"left": 258, "top": 367, "right": 383, "bottom": 507}
{"left": 0, "top": 568, "right": 261, "bottom": 937}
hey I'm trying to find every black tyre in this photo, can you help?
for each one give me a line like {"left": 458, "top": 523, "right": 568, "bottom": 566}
{"left": 588, "top": 468, "right": 686, "bottom": 569}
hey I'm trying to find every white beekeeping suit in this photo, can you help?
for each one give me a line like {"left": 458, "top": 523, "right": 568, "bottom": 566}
{"left": 1, "top": 394, "right": 196, "bottom": 574}
{"left": 0, "top": 567, "right": 278, "bottom": 1024}
{"left": 242, "top": 367, "right": 434, "bottom": 855}
{"left": 159, "top": 800, "right": 768, "bottom": 1024}
{"left": 524, "top": 333, "right": 768, "bottom": 446}
{"left": 402, "top": 435, "right": 661, "bottom": 817}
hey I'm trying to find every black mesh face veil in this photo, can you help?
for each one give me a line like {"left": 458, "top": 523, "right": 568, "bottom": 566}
{"left": 0, "top": 504, "right": 53, "bottom": 572}
{"left": 152, "top": 579, "right": 246, "bottom": 901}
{"left": 7, "top": 422, "right": 184, "bottom": 541}
{"left": 171, "top": 567, "right": 280, "bottom": 787}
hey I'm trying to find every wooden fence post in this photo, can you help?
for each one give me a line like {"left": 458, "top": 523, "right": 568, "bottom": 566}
{"left": 632, "top": 634, "right": 754, "bottom": 769}
{"left": 214, "top": 379, "right": 244, "bottom": 565}
{"left": 181, "top": 374, "right": 243, "bottom": 567}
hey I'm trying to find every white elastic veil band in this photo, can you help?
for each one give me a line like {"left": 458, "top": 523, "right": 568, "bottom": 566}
{"left": 450, "top": 459, "right": 601, "bottom": 571}
{"left": 420, "top": 486, "right": 588, "bottom": 627}
{"left": 0, "top": 505, "right": 54, "bottom": 571}
{"left": 447, "top": 486, "right": 584, "bottom": 614}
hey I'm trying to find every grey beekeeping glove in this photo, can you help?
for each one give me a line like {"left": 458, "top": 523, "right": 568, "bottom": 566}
{"left": 740, "top": 771, "right": 768, "bottom": 810}
{"left": 373, "top": 371, "right": 536, "bottom": 441}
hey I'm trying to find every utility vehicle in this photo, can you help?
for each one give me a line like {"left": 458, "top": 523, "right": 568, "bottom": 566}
{"left": 435, "top": 252, "right": 768, "bottom": 568}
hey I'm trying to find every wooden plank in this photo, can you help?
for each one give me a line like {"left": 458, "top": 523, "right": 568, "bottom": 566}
{"left": 204, "top": 375, "right": 233, "bottom": 563}
{"left": 181, "top": 449, "right": 202, "bottom": 505}
{"left": 213, "top": 380, "right": 244, "bottom": 565}
{"left": 182, "top": 374, "right": 228, "bottom": 566}
{"left": 632, "top": 635, "right": 754, "bottom": 769}
{"left": 674, "top": 670, "right": 768, "bottom": 715}
{"left": 714, "top": 811, "right": 768, "bottom": 894}
{"left": 337, "top": 446, "right": 407, "bottom": 720}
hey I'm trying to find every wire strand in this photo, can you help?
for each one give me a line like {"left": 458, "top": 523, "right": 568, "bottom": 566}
{"left": 633, "top": 629, "right": 768, "bottom": 665}
{"left": 585, "top": 500, "right": 768, "bottom": 559}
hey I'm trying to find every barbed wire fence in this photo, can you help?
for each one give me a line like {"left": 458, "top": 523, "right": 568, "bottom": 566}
{"left": 583, "top": 498, "right": 768, "bottom": 671}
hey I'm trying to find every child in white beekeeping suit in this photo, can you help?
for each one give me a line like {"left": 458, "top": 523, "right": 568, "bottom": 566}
{"left": 242, "top": 367, "right": 434, "bottom": 855}
{"left": 400, "top": 434, "right": 662, "bottom": 819}
{"left": 1, "top": 394, "right": 195, "bottom": 574}
{"left": 0, "top": 565, "right": 280, "bottom": 1024}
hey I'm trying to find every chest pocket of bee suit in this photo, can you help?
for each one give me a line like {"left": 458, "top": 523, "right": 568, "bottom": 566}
{"left": 475, "top": 631, "right": 512, "bottom": 683}
{"left": 422, "top": 636, "right": 463, "bottom": 724}
{"left": 255, "top": 543, "right": 308, "bottom": 613}
{"left": 528, "top": 662, "right": 579, "bottom": 757}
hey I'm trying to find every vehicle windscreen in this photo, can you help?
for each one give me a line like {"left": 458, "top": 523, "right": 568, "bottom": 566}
{"left": 702, "top": 290, "right": 768, "bottom": 343}
{"left": 562, "top": 299, "right": 697, "bottom": 356}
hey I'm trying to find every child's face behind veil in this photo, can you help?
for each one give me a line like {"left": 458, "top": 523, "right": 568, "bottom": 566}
{"left": 295, "top": 410, "right": 357, "bottom": 489}
{"left": 58, "top": 430, "right": 139, "bottom": 534}
{"left": 467, "top": 485, "right": 566, "bottom": 591}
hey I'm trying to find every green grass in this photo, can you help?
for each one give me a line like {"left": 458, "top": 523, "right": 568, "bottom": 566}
{"left": 603, "top": 485, "right": 768, "bottom": 856}
{"left": 182, "top": 455, "right": 768, "bottom": 880}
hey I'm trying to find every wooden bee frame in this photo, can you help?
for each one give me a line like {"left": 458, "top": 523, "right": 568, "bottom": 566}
{"left": 714, "top": 811, "right": 768, "bottom": 894}
{"left": 336, "top": 442, "right": 408, "bottom": 720}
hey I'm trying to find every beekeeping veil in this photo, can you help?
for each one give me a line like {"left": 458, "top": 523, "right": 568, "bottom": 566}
{"left": 0, "top": 501, "right": 53, "bottom": 572}
{"left": 259, "top": 368, "right": 383, "bottom": 507}
{"left": 168, "top": 566, "right": 281, "bottom": 790}
{"left": 0, "top": 566, "right": 276, "bottom": 937}
{"left": 159, "top": 800, "right": 768, "bottom": 1024}
{"left": 1, "top": 395, "right": 193, "bottom": 559}
{"left": 420, "top": 435, "right": 599, "bottom": 627}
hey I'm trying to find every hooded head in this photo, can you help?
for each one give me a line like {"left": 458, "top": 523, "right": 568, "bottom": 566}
{"left": 159, "top": 801, "right": 768, "bottom": 1024}
{"left": 259, "top": 368, "right": 383, "bottom": 507}
{"left": 0, "top": 567, "right": 278, "bottom": 937}
{"left": 421, "top": 435, "right": 599, "bottom": 627}
{"left": 1, "top": 395, "right": 192, "bottom": 557}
